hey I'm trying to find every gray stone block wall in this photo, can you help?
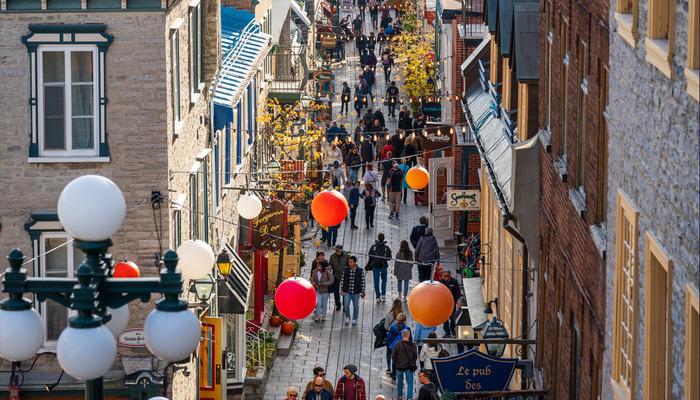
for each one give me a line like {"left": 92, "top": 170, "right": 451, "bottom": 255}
{"left": 604, "top": 1, "right": 699, "bottom": 398}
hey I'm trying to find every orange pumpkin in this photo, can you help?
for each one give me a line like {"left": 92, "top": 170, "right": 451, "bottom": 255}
{"left": 269, "top": 315, "right": 283, "bottom": 327}
{"left": 280, "top": 321, "right": 295, "bottom": 335}
{"left": 311, "top": 190, "right": 349, "bottom": 227}
{"left": 406, "top": 166, "right": 429, "bottom": 190}
{"left": 407, "top": 281, "right": 455, "bottom": 326}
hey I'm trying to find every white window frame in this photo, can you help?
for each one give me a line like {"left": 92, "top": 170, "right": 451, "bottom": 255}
{"left": 38, "top": 231, "right": 78, "bottom": 350}
{"left": 189, "top": 0, "right": 204, "bottom": 101}
{"left": 37, "top": 45, "right": 99, "bottom": 157}
{"left": 171, "top": 28, "right": 183, "bottom": 135}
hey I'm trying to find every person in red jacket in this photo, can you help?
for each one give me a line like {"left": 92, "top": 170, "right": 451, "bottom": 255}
{"left": 333, "top": 365, "right": 367, "bottom": 400}
{"left": 380, "top": 141, "right": 395, "bottom": 161}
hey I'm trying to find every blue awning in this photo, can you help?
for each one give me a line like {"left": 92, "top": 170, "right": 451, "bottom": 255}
{"left": 213, "top": 7, "right": 271, "bottom": 108}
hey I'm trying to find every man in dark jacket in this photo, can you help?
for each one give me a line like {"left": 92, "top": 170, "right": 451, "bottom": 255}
{"left": 304, "top": 376, "right": 334, "bottom": 400}
{"left": 367, "top": 233, "right": 392, "bottom": 302}
{"left": 340, "top": 256, "right": 365, "bottom": 326}
{"left": 360, "top": 138, "right": 375, "bottom": 174}
{"left": 385, "top": 81, "right": 399, "bottom": 118}
{"left": 348, "top": 181, "right": 361, "bottom": 229}
{"left": 388, "top": 162, "right": 404, "bottom": 219}
{"left": 398, "top": 107, "right": 413, "bottom": 131}
{"left": 410, "top": 216, "right": 429, "bottom": 248}
{"left": 329, "top": 245, "right": 350, "bottom": 311}
{"left": 416, "top": 370, "right": 438, "bottom": 400}
{"left": 341, "top": 82, "right": 351, "bottom": 114}
{"left": 392, "top": 329, "right": 418, "bottom": 399}
{"left": 439, "top": 270, "right": 461, "bottom": 337}
{"left": 363, "top": 108, "right": 375, "bottom": 129}
{"left": 415, "top": 227, "right": 440, "bottom": 282}
{"left": 373, "top": 108, "right": 385, "bottom": 128}
{"left": 333, "top": 365, "right": 366, "bottom": 400}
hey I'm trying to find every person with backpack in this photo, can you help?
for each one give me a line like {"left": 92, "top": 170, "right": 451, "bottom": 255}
{"left": 360, "top": 181, "right": 378, "bottom": 228}
{"left": 386, "top": 312, "right": 412, "bottom": 379}
{"left": 333, "top": 365, "right": 367, "bottom": 400}
{"left": 341, "top": 82, "right": 351, "bottom": 115}
{"left": 359, "top": 138, "right": 375, "bottom": 174}
{"left": 416, "top": 370, "right": 439, "bottom": 400}
{"left": 415, "top": 227, "right": 440, "bottom": 282}
{"left": 382, "top": 299, "right": 404, "bottom": 373}
{"left": 392, "top": 329, "right": 418, "bottom": 400}
{"left": 329, "top": 245, "right": 349, "bottom": 311}
{"left": 366, "top": 50, "right": 378, "bottom": 70}
{"left": 367, "top": 233, "right": 392, "bottom": 303}
{"left": 394, "top": 240, "right": 413, "bottom": 301}
{"left": 354, "top": 84, "right": 364, "bottom": 116}
{"left": 410, "top": 216, "right": 428, "bottom": 249}
{"left": 385, "top": 81, "right": 399, "bottom": 118}
{"left": 340, "top": 256, "right": 365, "bottom": 326}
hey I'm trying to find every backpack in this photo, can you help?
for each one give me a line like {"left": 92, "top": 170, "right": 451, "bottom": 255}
{"left": 368, "top": 243, "right": 389, "bottom": 268}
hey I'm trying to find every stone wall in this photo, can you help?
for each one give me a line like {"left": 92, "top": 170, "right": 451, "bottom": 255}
{"left": 602, "top": 1, "right": 700, "bottom": 398}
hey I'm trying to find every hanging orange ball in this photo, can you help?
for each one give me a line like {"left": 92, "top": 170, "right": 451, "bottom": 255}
{"left": 407, "top": 281, "right": 455, "bottom": 326}
{"left": 113, "top": 261, "right": 140, "bottom": 278}
{"left": 406, "top": 166, "right": 430, "bottom": 190}
{"left": 311, "top": 190, "right": 349, "bottom": 227}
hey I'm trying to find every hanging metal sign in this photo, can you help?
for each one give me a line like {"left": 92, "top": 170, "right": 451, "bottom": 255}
{"left": 432, "top": 349, "right": 518, "bottom": 393}
{"left": 445, "top": 190, "right": 481, "bottom": 211}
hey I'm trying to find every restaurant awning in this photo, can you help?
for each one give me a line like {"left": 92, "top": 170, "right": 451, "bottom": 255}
{"left": 462, "top": 278, "right": 488, "bottom": 330}
{"left": 217, "top": 243, "right": 252, "bottom": 314}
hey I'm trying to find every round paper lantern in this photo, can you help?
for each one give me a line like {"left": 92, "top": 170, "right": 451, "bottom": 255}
{"left": 311, "top": 190, "right": 348, "bottom": 227}
{"left": 113, "top": 261, "right": 140, "bottom": 278}
{"left": 57, "top": 325, "right": 116, "bottom": 380}
{"left": 176, "top": 240, "right": 215, "bottom": 280}
{"left": 274, "top": 277, "right": 316, "bottom": 320}
{"left": 105, "top": 305, "right": 130, "bottom": 338}
{"left": 406, "top": 166, "right": 430, "bottom": 190}
{"left": 238, "top": 193, "right": 263, "bottom": 220}
{"left": 407, "top": 281, "right": 455, "bottom": 326}
{"left": 0, "top": 308, "right": 45, "bottom": 361}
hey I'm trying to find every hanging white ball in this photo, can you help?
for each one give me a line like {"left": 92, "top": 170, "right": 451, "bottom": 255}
{"left": 57, "top": 175, "right": 126, "bottom": 241}
{"left": 237, "top": 193, "right": 263, "bottom": 220}
{"left": 57, "top": 326, "right": 116, "bottom": 380}
{"left": 176, "top": 240, "right": 215, "bottom": 280}
{"left": 144, "top": 309, "right": 201, "bottom": 362}
{"left": 0, "top": 309, "right": 46, "bottom": 361}
{"left": 105, "top": 305, "right": 130, "bottom": 338}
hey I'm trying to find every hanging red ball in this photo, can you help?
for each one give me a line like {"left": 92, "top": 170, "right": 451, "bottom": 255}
{"left": 113, "top": 261, "right": 140, "bottom": 278}
{"left": 311, "top": 190, "right": 349, "bottom": 227}
{"left": 274, "top": 277, "right": 317, "bottom": 320}
{"left": 407, "top": 281, "right": 455, "bottom": 326}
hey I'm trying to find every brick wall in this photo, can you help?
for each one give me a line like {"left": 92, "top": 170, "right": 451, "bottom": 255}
{"left": 535, "top": 0, "right": 610, "bottom": 398}
{"left": 222, "top": 0, "right": 255, "bottom": 12}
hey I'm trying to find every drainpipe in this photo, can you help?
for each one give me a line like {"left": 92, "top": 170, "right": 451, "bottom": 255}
{"left": 503, "top": 222, "right": 529, "bottom": 391}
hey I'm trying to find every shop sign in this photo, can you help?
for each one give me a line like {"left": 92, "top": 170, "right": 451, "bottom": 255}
{"left": 422, "top": 101, "right": 441, "bottom": 118}
{"left": 313, "top": 68, "right": 334, "bottom": 82}
{"left": 445, "top": 190, "right": 481, "bottom": 211}
{"left": 118, "top": 328, "right": 146, "bottom": 348}
{"left": 251, "top": 199, "right": 288, "bottom": 251}
{"left": 424, "top": 126, "right": 452, "bottom": 152}
{"left": 320, "top": 35, "right": 337, "bottom": 49}
{"left": 432, "top": 349, "right": 518, "bottom": 393}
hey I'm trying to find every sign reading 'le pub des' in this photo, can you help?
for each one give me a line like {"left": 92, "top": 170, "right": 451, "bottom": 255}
{"left": 432, "top": 349, "right": 519, "bottom": 393}
{"left": 251, "top": 199, "right": 288, "bottom": 251}
{"left": 445, "top": 190, "right": 481, "bottom": 211}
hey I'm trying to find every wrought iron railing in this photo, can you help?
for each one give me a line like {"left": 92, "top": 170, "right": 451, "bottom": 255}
{"left": 245, "top": 320, "right": 273, "bottom": 375}
{"left": 270, "top": 47, "right": 308, "bottom": 92}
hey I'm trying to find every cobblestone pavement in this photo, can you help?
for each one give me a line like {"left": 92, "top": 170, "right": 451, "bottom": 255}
{"left": 262, "top": 5, "right": 462, "bottom": 400}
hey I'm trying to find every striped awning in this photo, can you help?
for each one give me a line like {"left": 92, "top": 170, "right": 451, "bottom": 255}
{"left": 213, "top": 7, "right": 272, "bottom": 107}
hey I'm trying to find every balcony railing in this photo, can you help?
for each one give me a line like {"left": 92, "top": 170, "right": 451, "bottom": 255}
{"left": 269, "top": 48, "right": 308, "bottom": 92}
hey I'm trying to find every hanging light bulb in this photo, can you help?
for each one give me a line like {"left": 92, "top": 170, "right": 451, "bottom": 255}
{"left": 462, "top": 126, "right": 467, "bottom": 134}
{"left": 450, "top": 127, "right": 454, "bottom": 134}
{"left": 373, "top": 134, "right": 378, "bottom": 141}
{"left": 399, "top": 132, "right": 404, "bottom": 139}
{"left": 423, "top": 129, "right": 427, "bottom": 137}
{"left": 360, "top": 135, "right": 364, "bottom": 142}
{"left": 385, "top": 133, "right": 390, "bottom": 141}
{"left": 412, "top": 132, "right": 416, "bottom": 139}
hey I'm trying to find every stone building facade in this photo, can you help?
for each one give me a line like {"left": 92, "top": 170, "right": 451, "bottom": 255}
{"left": 0, "top": 0, "right": 242, "bottom": 398}
{"left": 603, "top": 1, "right": 699, "bottom": 399}
{"left": 534, "top": 0, "right": 611, "bottom": 398}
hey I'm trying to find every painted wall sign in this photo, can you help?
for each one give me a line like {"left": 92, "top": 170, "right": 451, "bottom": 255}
{"left": 118, "top": 328, "right": 146, "bottom": 348}
{"left": 251, "top": 199, "right": 288, "bottom": 251}
{"left": 445, "top": 190, "right": 481, "bottom": 211}
{"left": 432, "top": 349, "right": 518, "bottom": 393}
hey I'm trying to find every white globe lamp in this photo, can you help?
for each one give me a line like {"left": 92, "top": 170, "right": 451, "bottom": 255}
{"left": 144, "top": 309, "right": 200, "bottom": 362}
{"left": 57, "top": 325, "right": 116, "bottom": 380}
{"left": 176, "top": 240, "right": 215, "bottom": 280}
{"left": 57, "top": 175, "right": 126, "bottom": 241}
{"left": 0, "top": 308, "right": 46, "bottom": 361}
{"left": 105, "top": 305, "right": 130, "bottom": 338}
{"left": 237, "top": 193, "right": 263, "bottom": 220}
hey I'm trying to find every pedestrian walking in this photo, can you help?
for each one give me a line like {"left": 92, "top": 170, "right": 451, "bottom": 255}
{"left": 354, "top": 84, "right": 364, "bottom": 115}
{"left": 352, "top": 15, "right": 363, "bottom": 37}
{"left": 367, "top": 33, "right": 377, "bottom": 54}
{"left": 362, "top": 162, "right": 380, "bottom": 191}
{"left": 410, "top": 216, "right": 428, "bottom": 249}
{"left": 329, "top": 245, "right": 349, "bottom": 311}
{"left": 347, "top": 147, "right": 362, "bottom": 183}
{"left": 324, "top": 142, "right": 342, "bottom": 168}
{"left": 416, "top": 370, "right": 439, "bottom": 400}
{"left": 380, "top": 141, "right": 395, "bottom": 160}
{"left": 419, "top": 332, "right": 442, "bottom": 371}
{"left": 394, "top": 240, "right": 413, "bottom": 300}
{"left": 374, "top": 108, "right": 386, "bottom": 128}
{"left": 360, "top": 182, "right": 378, "bottom": 228}
{"left": 414, "top": 322, "right": 437, "bottom": 355}
{"left": 363, "top": 68, "right": 376, "bottom": 101}
{"left": 386, "top": 81, "right": 399, "bottom": 117}
{"left": 414, "top": 227, "right": 440, "bottom": 282}
{"left": 327, "top": 223, "right": 340, "bottom": 247}
{"left": 369, "top": 0, "right": 379, "bottom": 28}
{"left": 388, "top": 162, "right": 404, "bottom": 219}
{"left": 386, "top": 312, "right": 412, "bottom": 379}
{"left": 305, "top": 377, "right": 333, "bottom": 400}
{"left": 391, "top": 130, "right": 404, "bottom": 158}
{"left": 340, "top": 256, "right": 365, "bottom": 326}
{"left": 438, "top": 270, "right": 461, "bottom": 337}
{"left": 310, "top": 259, "right": 334, "bottom": 322}
{"left": 382, "top": 52, "right": 394, "bottom": 83}
{"left": 331, "top": 160, "right": 346, "bottom": 188}
{"left": 333, "top": 365, "right": 367, "bottom": 400}
{"left": 398, "top": 107, "right": 413, "bottom": 131}
{"left": 303, "top": 367, "right": 335, "bottom": 398}
{"left": 392, "top": 329, "right": 418, "bottom": 400}
{"left": 348, "top": 182, "right": 361, "bottom": 229}
{"left": 341, "top": 82, "right": 351, "bottom": 115}
{"left": 367, "top": 233, "right": 392, "bottom": 302}
{"left": 360, "top": 138, "right": 375, "bottom": 174}
{"left": 286, "top": 387, "right": 300, "bottom": 400}
{"left": 358, "top": 0, "right": 367, "bottom": 20}
{"left": 380, "top": 152, "right": 393, "bottom": 201}
{"left": 397, "top": 158, "right": 410, "bottom": 203}
{"left": 383, "top": 299, "right": 404, "bottom": 373}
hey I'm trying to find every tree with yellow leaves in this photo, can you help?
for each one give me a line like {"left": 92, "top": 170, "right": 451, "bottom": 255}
{"left": 391, "top": 30, "right": 435, "bottom": 111}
